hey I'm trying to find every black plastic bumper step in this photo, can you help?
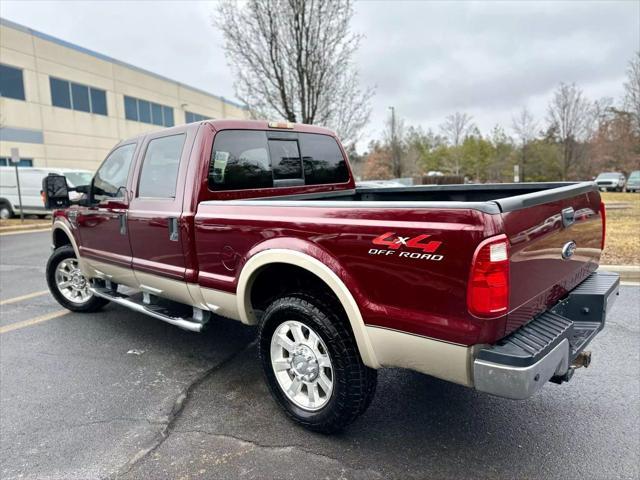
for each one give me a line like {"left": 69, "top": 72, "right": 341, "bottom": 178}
{"left": 477, "top": 311, "right": 573, "bottom": 367}
{"left": 477, "top": 271, "right": 619, "bottom": 368}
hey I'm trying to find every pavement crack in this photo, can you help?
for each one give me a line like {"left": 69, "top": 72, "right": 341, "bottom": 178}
{"left": 170, "top": 429, "right": 385, "bottom": 478}
{"left": 109, "top": 339, "right": 256, "bottom": 480}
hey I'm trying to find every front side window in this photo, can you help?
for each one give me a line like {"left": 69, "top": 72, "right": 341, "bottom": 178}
{"left": 0, "top": 64, "right": 26, "bottom": 100}
{"left": 209, "top": 130, "right": 272, "bottom": 190}
{"left": 93, "top": 143, "right": 136, "bottom": 202}
{"left": 138, "top": 134, "right": 186, "bottom": 198}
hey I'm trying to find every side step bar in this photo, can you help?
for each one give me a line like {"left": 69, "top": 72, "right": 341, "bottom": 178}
{"left": 89, "top": 286, "right": 208, "bottom": 332}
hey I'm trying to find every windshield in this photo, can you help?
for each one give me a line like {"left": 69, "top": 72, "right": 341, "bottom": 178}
{"left": 64, "top": 171, "right": 93, "bottom": 186}
{"left": 629, "top": 171, "right": 640, "bottom": 180}
{"left": 596, "top": 173, "right": 620, "bottom": 180}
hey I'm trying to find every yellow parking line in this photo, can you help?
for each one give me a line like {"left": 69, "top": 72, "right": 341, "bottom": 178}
{"left": 0, "top": 290, "right": 50, "bottom": 306}
{"left": 0, "top": 310, "right": 68, "bottom": 334}
{"left": 0, "top": 228, "right": 51, "bottom": 237}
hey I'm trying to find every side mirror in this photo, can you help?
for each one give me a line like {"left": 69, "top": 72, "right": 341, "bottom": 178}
{"left": 42, "top": 173, "right": 70, "bottom": 209}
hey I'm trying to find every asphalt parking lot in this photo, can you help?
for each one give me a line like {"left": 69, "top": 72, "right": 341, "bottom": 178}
{"left": 1, "top": 230, "right": 638, "bottom": 480}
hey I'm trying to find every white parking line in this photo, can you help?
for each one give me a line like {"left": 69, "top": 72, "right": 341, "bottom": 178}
{"left": 0, "top": 290, "right": 50, "bottom": 306}
{"left": 0, "top": 310, "right": 68, "bottom": 334}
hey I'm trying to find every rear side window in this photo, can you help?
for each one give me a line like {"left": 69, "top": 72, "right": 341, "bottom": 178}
{"left": 209, "top": 130, "right": 273, "bottom": 190}
{"left": 138, "top": 134, "right": 186, "bottom": 198}
{"left": 208, "top": 130, "right": 348, "bottom": 191}
{"left": 93, "top": 143, "right": 136, "bottom": 202}
{"left": 300, "top": 133, "right": 349, "bottom": 185}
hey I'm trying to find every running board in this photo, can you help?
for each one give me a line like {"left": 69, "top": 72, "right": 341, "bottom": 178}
{"left": 89, "top": 286, "right": 208, "bottom": 332}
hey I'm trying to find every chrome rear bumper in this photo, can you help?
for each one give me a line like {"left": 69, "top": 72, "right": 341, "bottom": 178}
{"left": 473, "top": 271, "right": 620, "bottom": 400}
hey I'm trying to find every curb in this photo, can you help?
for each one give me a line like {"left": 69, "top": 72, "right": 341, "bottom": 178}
{"left": 599, "top": 265, "right": 640, "bottom": 282}
{"left": 0, "top": 223, "right": 51, "bottom": 234}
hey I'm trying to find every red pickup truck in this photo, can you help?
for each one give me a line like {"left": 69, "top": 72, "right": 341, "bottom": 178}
{"left": 43, "top": 120, "right": 619, "bottom": 433}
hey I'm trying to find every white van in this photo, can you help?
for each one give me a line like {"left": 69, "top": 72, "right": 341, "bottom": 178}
{"left": 0, "top": 167, "right": 93, "bottom": 219}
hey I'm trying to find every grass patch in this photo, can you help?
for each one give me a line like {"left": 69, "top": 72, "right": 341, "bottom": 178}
{"left": 601, "top": 192, "right": 640, "bottom": 265}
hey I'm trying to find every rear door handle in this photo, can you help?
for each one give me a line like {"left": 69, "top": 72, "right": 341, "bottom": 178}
{"left": 561, "top": 207, "right": 575, "bottom": 228}
{"left": 118, "top": 212, "right": 127, "bottom": 235}
{"left": 168, "top": 217, "right": 179, "bottom": 242}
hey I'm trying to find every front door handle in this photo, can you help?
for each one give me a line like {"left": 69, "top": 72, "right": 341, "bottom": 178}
{"left": 168, "top": 217, "right": 179, "bottom": 242}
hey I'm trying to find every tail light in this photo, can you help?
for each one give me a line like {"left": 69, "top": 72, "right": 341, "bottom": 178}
{"left": 599, "top": 202, "right": 606, "bottom": 250}
{"left": 467, "top": 234, "right": 510, "bottom": 318}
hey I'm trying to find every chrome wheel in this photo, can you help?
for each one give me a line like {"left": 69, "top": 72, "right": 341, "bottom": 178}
{"left": 55, "top": 258, "right": 91, "bottom": 304}
{"left": 270, "top": 320, "right": 334, "bottom": 411}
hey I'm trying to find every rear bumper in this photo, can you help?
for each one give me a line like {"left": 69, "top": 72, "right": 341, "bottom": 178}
{"left": 473, "top": 271, "right": 620, "bottom": 399}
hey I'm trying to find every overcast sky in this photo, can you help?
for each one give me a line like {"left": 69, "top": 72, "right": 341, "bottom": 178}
{"left": 2, "top": 0, "right": 638, "bottom": 149}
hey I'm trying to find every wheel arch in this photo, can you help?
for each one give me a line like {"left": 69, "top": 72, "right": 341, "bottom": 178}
{"left": 237, "top": 249, "right": 380, "bottom": 369}
{"left": 51, "top": 220, "right": 85, "bottom": 269}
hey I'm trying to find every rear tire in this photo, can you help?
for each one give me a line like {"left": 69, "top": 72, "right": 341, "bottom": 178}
{"left": 258, "top": 292, "right": 377, "bottom": 434}
{"left": 46, "top": 245, "right": 108, "bottom": 312}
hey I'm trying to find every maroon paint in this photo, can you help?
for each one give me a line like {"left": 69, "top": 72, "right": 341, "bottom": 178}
{"left": 56, "top": 119, "right": 604, "bottom": 348}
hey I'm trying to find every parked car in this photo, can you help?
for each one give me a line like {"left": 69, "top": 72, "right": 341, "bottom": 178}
{"left": 42, "top": 120, "right": 618, "bottom": 433}
{"left": 0, "top": 167, "right": 92, "bottom": 219}
{"left": 595, "top": 171, "right": 626, "bottom": 192}
{"left": 626, "top": 170, "right": 640, "bottom": 192}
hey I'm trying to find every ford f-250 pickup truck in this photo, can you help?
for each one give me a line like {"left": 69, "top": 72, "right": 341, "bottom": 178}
{"left": 42, "top": 119, "right": 620, "bottom": 433}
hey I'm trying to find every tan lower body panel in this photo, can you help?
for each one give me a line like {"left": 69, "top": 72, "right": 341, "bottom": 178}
{"left": 81, "top": 258, "right": 240, "bottom": 321}
{"left": 366, "top": 326, "right": 474, "bottom": 387}
{"left": 82, "top": 259, "right": 139, "bottom": 288}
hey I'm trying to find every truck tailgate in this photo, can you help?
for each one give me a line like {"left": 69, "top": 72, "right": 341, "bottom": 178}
{"left": 496, "top": 184, "right": 604, "bottom": 335}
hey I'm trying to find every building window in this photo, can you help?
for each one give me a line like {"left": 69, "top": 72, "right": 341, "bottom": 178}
{"left": 124, "top": 96, "right": 174, "bottom": 127}
{"left": 0, "top": 64, "right": 26, "bottom": 100}
{"left": 49, "top": 77, "right": 107, "bottom": 115}
{"left": 0, "top": 157, "right": 33, "bottom": 167}
{"left": 185, "top": 111, "right": 210, "bottom": 123}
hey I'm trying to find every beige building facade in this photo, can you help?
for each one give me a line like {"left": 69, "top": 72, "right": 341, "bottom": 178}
{"left": 0, "top": 18, "right": 248, "bottom": 171}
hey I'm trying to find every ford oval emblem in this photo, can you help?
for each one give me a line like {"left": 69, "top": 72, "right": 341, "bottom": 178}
{"left": 561, "top": 241, "right": 577, "bottom": 260}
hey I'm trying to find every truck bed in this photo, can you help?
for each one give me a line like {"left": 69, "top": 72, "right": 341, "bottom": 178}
{"left": 196, "top": 181, "right": 603, "bottom": 346}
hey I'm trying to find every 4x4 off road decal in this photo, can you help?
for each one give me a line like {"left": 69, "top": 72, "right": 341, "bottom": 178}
{"left": 368, "top": 232, "right": 444, "bottom": 261}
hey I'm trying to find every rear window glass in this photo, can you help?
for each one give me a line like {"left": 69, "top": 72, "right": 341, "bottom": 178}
{"left": 209, "top": 130, "right": 273, "bottom": 190}
{"left": 269, "top": 139, "right": 302, "bottom": 180}
{"left": 138, "top": 134, "right": 186, "bottom": 198}
{"left": 300, "top": 133, "right": 349, "bottom": 185}
{"left": 209, "top": 130, "right": 348, "bottom": 190}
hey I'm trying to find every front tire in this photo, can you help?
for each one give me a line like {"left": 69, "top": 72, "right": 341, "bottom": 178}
{"left": 46, "top": 245, "right": 108, "bottom": 312}
{"left": 258, "top": 293, "right": 377, "bottom": 433}
{"left": 0, "top": 201, "right": 13, "bottom": 220}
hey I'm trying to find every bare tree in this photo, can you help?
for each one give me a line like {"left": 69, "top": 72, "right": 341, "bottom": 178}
{"left": 546, "top": 83, "right": 593, "bottom": 180}
{"left": 214, "top": 0, "right": 373, "bottom": 146}
{"left": 511, "top": 107, "right": 538, "bottom": 182}
{"left": 439, "top": 112, "right": 475, "bottom": 175}
{"left": 623, "top": 51, "right": 640, "bottom": 133}
{"left": 439, "top": 112, "right": 475, "bottom": 147}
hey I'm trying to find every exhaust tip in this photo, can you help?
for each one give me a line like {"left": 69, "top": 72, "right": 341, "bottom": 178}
{"left": 573, "top": 351, "right": 592, "bottom": 369}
